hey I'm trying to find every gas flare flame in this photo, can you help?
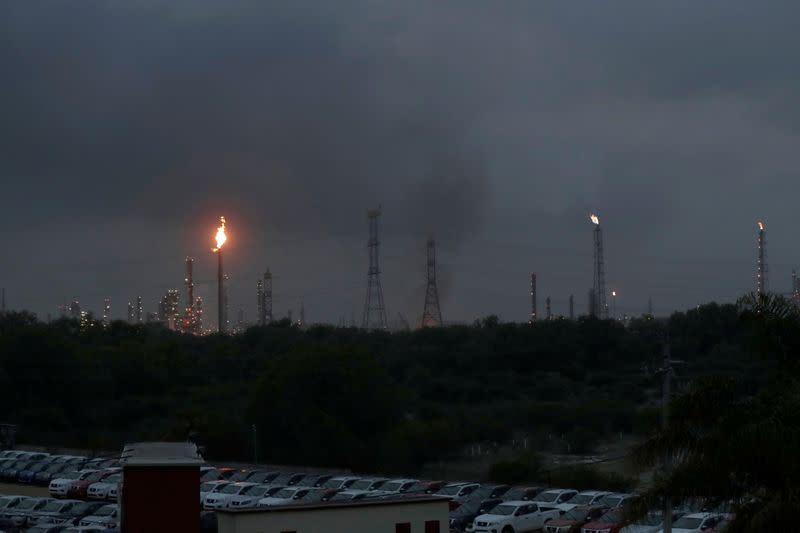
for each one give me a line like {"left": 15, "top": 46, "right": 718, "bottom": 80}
{"left": 213, "top": 216, "right": 227, "bottom": 252}
{"left": 590, "top": 214, "right": 600, "bottom": 225}
{"left": 758, "top": 221, "right": 765, "bottom": 231}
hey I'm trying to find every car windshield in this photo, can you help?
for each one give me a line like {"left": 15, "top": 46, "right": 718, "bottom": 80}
{"left": 300, "top": 489, "right": 324, "bottom": 500}
{"left": 42, "top": 502, "right": 66, "bottom": 512}
{"left": 274, "top": 489, "right": 296, "bottom": 498}
{"left": 437, "top": 485, "right": 464, "bottom": 496}
{"left": 200, "top": 482, "right": 217, "bottom": 492}
{"left": 330, "top": 492, "right": 355, "bottom": 501}
{"left": 601, "top": 495, "right": 626, "bottom": 507}
{"left": 248, "top": 472, "right": 273, "bottom": 483}
{"left": 571, "top": 494, "right": 596, "bottom": 505}
{"left": 537, "top": 492, "right": 559, "bottom": 502}
{"left": 45, "top": 464, "right": 63, "bottom": 472}
{"left": 105, "top": 474, "right": 121, "bottom": 483}
{"left": 350, "top": 480, "right": 376, "bottom": 490}
{"left": 71, "top": 502, "right": 95, "bottom": 514}
{"left": 489, "top": 504, "right": 517, "bottom": 516}
{"left": 381, "top": 481, "right": 403, "bottom": 492}
{"left": 323, "top": 479, "right": 345, "bottom": 489}
{"left": 479, "top": 501, "right": 501, "bottom": 514}
{"left": 674, "top": 517, "right": 704, "bottom": 529}
{"left": 0, "top": 497, "right": 15, "bottom": 508}
{"left": 61, "top": 471, "right": 83, "bottom": 480}
{"left": 243, "top": 486, "right": 269, "bottom": 496}
{"left": 16, "top": 499, "right": 42, "bottom": 510}
{"left": 229, "top": 471, "right": 250, "bottom": 481}
{"left": 599, "top": 509, "right": 624, "bottom": 523}
{"left": 635, "top": 514, "right": 663, "bottom": 526}
{"left": 87, "top": 471, "right": 107, "bottom": 482}
{"left": 221, "top": 485, "right": 244, "bottom": 494}
{"left": 97, "top": 506, "right": 116, "bottom": 516}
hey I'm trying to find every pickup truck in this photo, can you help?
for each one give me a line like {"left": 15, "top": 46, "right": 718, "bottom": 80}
{"left": 470, "top": 500, "right": 560, "bottom": 533}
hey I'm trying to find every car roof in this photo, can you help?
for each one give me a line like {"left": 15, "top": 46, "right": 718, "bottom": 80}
{"left": 685, "top": 512, "right": 716, "bottom": 519}
{"left": 578, "top": 490, "right": 608, "bottom": 495}
{"left": 499, "top": 500, "right": 529, "bottom": 506}
{"left": 385, "top": 478, "right": 418, "bottom": 483}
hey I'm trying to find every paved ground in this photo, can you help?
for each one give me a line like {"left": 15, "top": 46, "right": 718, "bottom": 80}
{"left": 0, "top": 482, "right": 49, "bottom": 497}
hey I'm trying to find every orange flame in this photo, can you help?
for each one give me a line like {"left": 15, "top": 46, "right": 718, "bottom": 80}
{"left": 758, "top": 221, "right": 765, "bottom": 231}
{"left": 590, "top": 214, "right": 600, "bottom": 225}
{"left": 213, "top": 216, "right": 227, "bottom": 252}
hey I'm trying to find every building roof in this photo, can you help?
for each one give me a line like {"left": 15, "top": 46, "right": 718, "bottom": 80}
{"left": 121, "top": 442, "right": 204, "bottom": 467}
{"left": 216, "top": 494, "right": 449, "bottom": 515}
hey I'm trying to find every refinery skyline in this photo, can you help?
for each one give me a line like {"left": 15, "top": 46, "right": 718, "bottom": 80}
{"left": 3, "top": 3, "right": 800, "bottom": 325}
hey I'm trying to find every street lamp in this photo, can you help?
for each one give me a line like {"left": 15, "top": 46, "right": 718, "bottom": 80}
{"left": 611, "top": 290, "right": 617, "bottom": 319}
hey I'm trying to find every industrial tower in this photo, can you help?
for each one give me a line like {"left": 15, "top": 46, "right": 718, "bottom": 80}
{"left": 529, "top": 273, "right": 537, "bottom": 323}
{"left": 183, "top": 257, "right": 197, "bottom": 333}
{"left": 545, "top": 296, "right": 552, "bottom": 320}
{"left": 136, "top": 296, "right": 143, "bottom": 323}
{"left": 362, "top": 209, "right": 387, "bottom": 329}
{"left": 792, "top": 270, "right": 799, "bottom": 305}
{"left": 102, "top": 297, "right": 111, "bottom": 325}
{"left": 756, "top": 221, "right": 767, "bottom": 295}
{"left": 256, "top": 280, "right": 264, "bottom": 325}
{"left": 421, "top": 237, "right": 443, "bottom": 327}
{"left": 264, "top": 269, "right": 273, "bottom": 324}
{"left": 569, "top": 294, "right": 574, "bottom": 320}
{"left": 590, "top": 214, "right": 608, "bottom": 318}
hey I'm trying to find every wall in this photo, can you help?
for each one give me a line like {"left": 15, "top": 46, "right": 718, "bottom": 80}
{"left": 218, "top": 500, "right": 448, "bottom": 533}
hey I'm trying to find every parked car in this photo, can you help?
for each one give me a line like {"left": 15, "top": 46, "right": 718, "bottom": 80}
{"left": 34, "top": 463, "right": 72, "bottom": 486}
{"left": 268, "top": 472, "right": 306, "bottom": 487}
{"left": 544, "top": 505, "right": 607, "bottom": 533}
{"left": 325, "top": 489, "right": 371, "bottom": 503}
{"left": 17, "top": 461, "right": 51, "bottom": 483}
{"left": 321, "top": 476, "right": 361, "bottom": 490}
{"left": 567, "top": 491, "right": 611, "bottom": 508}
{"left": 449, "top": 498, "right": 502, "bottom": 532}
{"left": 78, "top": 504, "right": 118, "bottom": 529}
{"left": 25, "top": 525, "right": 67, "bottom": 533}
{"left": 435, "top": 482, "right": 481, "bottom": 503}
{"left": 657, "top": 513, "right": 724, "bottom": 533}
{"left": 1, "top": 460, "right": 35, "bottom": 480}
{"left": 620, "top": 512, "right": 675, "bottom": 533}
{"left": 581, "top": 507, "right": 628, "bottom": 533}
{"left": 294, "top": 474, "right": 333, "bottom": 488}
{"left": 30, "top": 499, "right": 83, "bottom": 526}
{"left": 0, "top": 451, "right": 24, "bottom": 460}
{"left": 68, "top": 469, "right": 119, "bottom": 500}
{"left": 502, "top": 487, "right": 545, "bottom": 501}
{"left": 0, "top": 496, "right": 28, "bottom": 516}
{"left": 49, "top": 470, "right": 98, "bottom": 498}
{"left": 347, "top": 478, "right": 388, "bottom": 492}
{"left": 244, "top": 471, "right": 279, "bottom": 484}
{"left": 53, "top": 501, "right": 107, "bottom": 528}
{"left": 598, "top": 493, "right": 637, "bottom": 509}
{"left": 200, "top": 467, "right": 222, "bottom": 482}
{"left": 64, "top": 526, "right": 108, "bottom": 533}
{"left": 290, "top": 488, "right": 340, "bottom": 505}
{"left": 406, "top": 480, "right": 447, "bottom": 494}
{"left": 203, "top": 482, "right": 259, "bottom": 510}
{"left": 470, "top": 485, "right": 511, "bottom": 501}
{"left": 3, "top": 497, "right": 53, "bottom": 528}
{"left": 87, "top": 472, "right": 121, "bottom": 500}
{"left": 533, "top": 489, "right": 579, "bottom": 510}
{"left": 470, "top": 501, "right": 560, "bottom": 533}
{"left": 373, "top": 479, "right": 419, "bottom": 495}
{"left": 258, "top": 487, "right": 315, "bottom": 506}
{"left": 227, "top": 485, "right": 286, "bottom": 509}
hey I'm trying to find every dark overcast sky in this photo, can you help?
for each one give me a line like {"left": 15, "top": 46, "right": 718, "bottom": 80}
{"left": 2, "top": 1, "right": 799, "bottom": 327}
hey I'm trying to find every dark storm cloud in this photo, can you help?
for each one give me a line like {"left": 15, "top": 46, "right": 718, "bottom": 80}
{"left": 2, "top": 1, "right": 800, "bottom": 323}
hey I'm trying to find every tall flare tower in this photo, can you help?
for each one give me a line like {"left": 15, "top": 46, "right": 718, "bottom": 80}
{"left": 362, "top": 208, "right": 387, "bottom": 329}
{"left": 421, "top": 237, "right": 443, "bottom": 327}
{"left": 264, "top": 269, "right": 273, "bottom": 324}
{"left": 590, "top": 214, "right": 608, "bottom": 318}
{"left": 756, "top": 221, "right": 767, "bottom": 295}
{"left": 529, "top": 273, "right": 537, "bottom": 323}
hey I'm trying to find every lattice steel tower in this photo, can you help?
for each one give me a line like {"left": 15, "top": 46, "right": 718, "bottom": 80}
{"left": 264, "top": 269, "right": 273, "bottom": 324}
{"left": 590, "top": 214, "right": 608, "bottom": 318}
{"left": 362, "top": 209, "right": 387, "bottom": 329}
{"left": 529, "top": 273, "right": 537, "bottom": 323}
{"left": 756, "top": 221, "right": 767, "bottom": 295}
{"left": 256, "top": 280, "right": 265, "bottom": 326}
{"left": 421, "top": 237, "right": 443, "bottom": 327}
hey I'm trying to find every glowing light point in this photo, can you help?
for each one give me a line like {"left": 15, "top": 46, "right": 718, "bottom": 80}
{"left": 213, "top": 216, "right": 227, "bottom": 252}
{"left": 590, "top": 214, "right": 600, "bottom": 225}
{"left": 758, "top": 221, "right": 765, "bottom": 231}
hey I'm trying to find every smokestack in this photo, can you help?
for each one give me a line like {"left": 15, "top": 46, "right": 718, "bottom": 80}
{"left": 529, "top": 273, "right": 537, "bottom": 323}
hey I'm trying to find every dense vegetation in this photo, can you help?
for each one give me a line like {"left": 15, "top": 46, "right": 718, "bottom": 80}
{"left": 0, "top": 303, "right": 762, "bottom": 477}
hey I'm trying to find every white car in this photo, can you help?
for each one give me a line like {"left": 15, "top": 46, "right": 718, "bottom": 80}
{"left": 49, "top": 470, "right": 97, "bottom": 497}
{"left": 30, "top": 499, "right": 83, "bottom": 525}
{"left": 87, "top": 472, "right": 121, "bottom": 500}
{"left": 204, "top": 482, "right": 259, "bottom": 510}
{"left": 227, "top": 485, "right": 284, "bottom": 509}
{"left": 347, "top": 477, "right": 388, "bottom": 492}
{"left": 472, "top": 501, "right": 560, "bottom": 533}
{"left": 321, "top": 476, "right": 361, "bottom": 490}
{"left": 200, "top": 480, "right": 230, "bottom": 506}
{"left": 567, "top": 491, "right": 611, "bottom": 507}
{"left": 0, "top": 495, "right": 28, "bottom": 516}
{"left": 4, "top": 497, "right": 52, "bottom": 527}
{"left": 657, "top": 513, "right": 724, "bottom": 533}
{"left": 374, "top": 478, "right": 419, "bottom": 495}
{"left": 326, "top": 489, "right": 372, "bottom": 502}
{"left": 79, "top": 504, "right": 118, "bottom": 529}
{"left": 258, "top": 487, "right": 314, "bottom": 507}
{"left": 533, "top": 489, "right": 579, "bottom": 511}
{"left": 434, "top": 482, "right": 481, "bottom": 503}
{"left": 598, "top": 492, "right": 636, "bottom": 509}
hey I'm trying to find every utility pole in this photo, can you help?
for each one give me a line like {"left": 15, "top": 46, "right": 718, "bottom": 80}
{"left": 421, "top": 237, "right": 443, "bottom": 327}
{"left": 660, "top": 340, "right": 682, "bottom": 533}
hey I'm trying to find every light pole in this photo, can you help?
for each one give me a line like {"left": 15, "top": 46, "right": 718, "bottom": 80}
{"left": 611, "top": 290, "right": 617, "bottom": 319}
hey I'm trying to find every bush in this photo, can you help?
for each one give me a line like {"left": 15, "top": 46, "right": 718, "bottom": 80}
{"left": 546, "top": 465, "right": 635, "bottom": 492}
{"left": 488, "top": 452, "right": 542, "bottom": 484}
